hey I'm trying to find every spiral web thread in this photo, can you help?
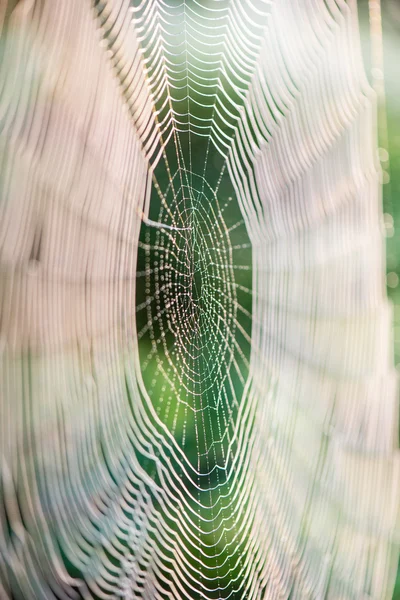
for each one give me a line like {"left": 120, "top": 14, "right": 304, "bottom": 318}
{"left": 0, "top": 0, "right": 399, "bottom": 599}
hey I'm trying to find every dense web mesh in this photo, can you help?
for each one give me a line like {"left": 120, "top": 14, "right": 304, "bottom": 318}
{"left": 0, "top": 1, "right": 399, "bottom": 599}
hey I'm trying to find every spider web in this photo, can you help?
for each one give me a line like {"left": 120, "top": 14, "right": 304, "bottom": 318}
{"left": 0, "top": 0, "right": 399, "bottom": 599}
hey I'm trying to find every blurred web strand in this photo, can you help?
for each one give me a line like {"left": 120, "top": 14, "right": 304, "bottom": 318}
{"left": 0, "top": 1, "right": 399, "bottom": 599}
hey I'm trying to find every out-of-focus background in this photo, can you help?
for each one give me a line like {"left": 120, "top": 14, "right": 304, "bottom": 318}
{"left": 358, "top": 1, "right": 400, "bottom": 346}
{"left": 355, "top": 1, "right": 400, "bottom": 595}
